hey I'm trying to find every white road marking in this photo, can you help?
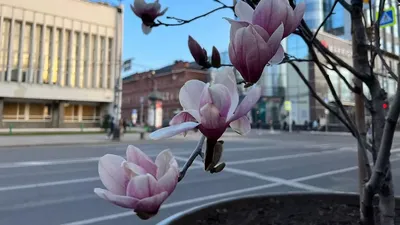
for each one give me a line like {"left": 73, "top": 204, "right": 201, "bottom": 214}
{"left": 175, "top": 156, "right": 334, "bottom": 193}
{"left": 226, "top": 148, "right": 351, "bottom": 165}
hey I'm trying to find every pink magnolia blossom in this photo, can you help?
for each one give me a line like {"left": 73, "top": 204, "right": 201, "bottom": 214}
{"left": 149, "top": 68, "right": 261, "bottom": 141}
{"left": 228, "top": 23, "right": 284, "bottom": 84}
{"left": 94, "top": 146, "right": 179, "bottom": 220}
{"left": 235, "top": 0, "right": 305, "bottom": 38}
{"left": 130, "top": 0, "right": 168, "bottom": 35}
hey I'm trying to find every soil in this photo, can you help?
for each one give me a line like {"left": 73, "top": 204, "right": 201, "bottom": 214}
{"left": 172, "top": 195, "right": 400, "bottom": 225}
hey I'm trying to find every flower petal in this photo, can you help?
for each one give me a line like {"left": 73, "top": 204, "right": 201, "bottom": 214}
{"left": 209, "top": 84, "right": 232, "bottom": 118}
{"left": 126, "top": 145, "right": 157, "bottom": 177}
{"left": 94, "top": 188, "right": 139, "bottom": 209}
{"left": 266, "top": 24, "right": 284, "bottom": 59}
{"left": 122, "top": 161, "right": 147, "bottom": 179}
{"left": 224, "top": 18, "right": 249, "bottom": 41}
{"left": 199, "top": 83, "right": 212, "bottom": 109}
{"left": 200, "top": 103, "right": 225, "bottom": 129}
{"left": 269, "top": 45, "right": 285, "bottom": 65}
{"left": 98, "top": 154, "right": 128, "bottom": 195}
{"left": 179, "top": 80, "right": 206, "bottom": 110}
{"left": 135, "top": 192, "right": 169, "bottom": 214}
{"left": 155, "top": 149, "right": 179, "bottom": 179}
{"left": 290, "top": 2, "right": 305, "bottom": 34}
{"left": 149, "top": 122, "right": 200, "bottom": 140}
{"left": 141, "top": 24, "right": 152, "bottom": 35}
{"left": 126, "top": 174, "right": 158, "bottom": 199}
{"left": 229, "top": 85, "right": 261, "bottom": 122}
{"left": 214, "top": 67, "right": 239, "bottom": 118}
{"left": 230, "top": 116, "right": 251, "bottom": 135}
{"left": 157, "top": 167, "right": 179, "bottom": 195}
{"left": 235, "top": 0, "right": 254, "bottom": 23}
{"left": 169, "top": 110, "right": 200, "bottom": 125}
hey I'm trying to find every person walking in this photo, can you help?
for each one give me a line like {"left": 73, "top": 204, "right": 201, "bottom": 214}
{"left": 107, "top": 117, "right": 115, "bottom": 139}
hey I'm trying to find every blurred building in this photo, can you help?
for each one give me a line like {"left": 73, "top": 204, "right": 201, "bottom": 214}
{"left": 0, "top": 0, "right": 123, "bottom": 128}
{"left": 121, "top": 61, "right": 209, "bottom": 127}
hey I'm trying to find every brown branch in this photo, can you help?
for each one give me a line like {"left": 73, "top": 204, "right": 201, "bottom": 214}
{"left": 312, "top": 0, "right": 339, "bottom": 42}
{"left": 289, "top": 61, "right": 356, "bottom": 135}
{"left": 153, "top": 4, "right": 233, "bottom": 27}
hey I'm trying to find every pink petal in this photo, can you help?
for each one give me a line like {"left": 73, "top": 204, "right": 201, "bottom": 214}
{"left": 135, "top": 192, "right": 169, "bottom": 214}
{"left": 229, "top": 85, "right": 261, "bottom": 122}
{"left": 289, "top": 2, "right": 305, "bottom": 35}
{"left": 242, "top": 26, "right": 270, "bottom": 83}
{"left": 122, "top": 161, "right": 147, "bottom": 178}
{"left": 156, "top": 167, "right": 179, "bottom": 195}
{"left": 141, "top": 24, "right": 152, "bottom": 35}
{"left": 228, "top": 42, "right": 247, "bottom": 82}
{"left": 235, "top": 0, "right": 254, "bottom": 23}
{"left": 199, "top": 83, "right": 213, "bottom": 108}
{"left": 209, "top": 84, "right": 231, "bottom": 118}
{"left": 94, "top": 188, "right": 139, "bottom": 209}
{"left": 269, "top": 44, "right": 285, "bottom": 64}
{"left": 126, "top": 145, "right": 157, "bottom": 177}
{"left": 155, "top": 150, "right": 179, "bottom": 179}
{"left": 126, "top": 174, "right": 158, "bottom": 199}
{"left": 213, "top": 67, "right": 239, "bottom": 118}
{"left": 149, "top": 122, "right": 200, "bottom": 140}
{"left": 200, "top": 103, "right": 225, "bottom": 129}
{"left": 224, "top": 18, "right": 249, "bottom": 41}
{"left": 98, "top": 154, "right": 128, "bottom": 195}
{"left": 230, "top": 27, "right": 249, "bottom": 81}
{"left": 179, "top": 80, "right": 206, "bottom": 110}
{"left": 265, "top": 24, "right": 284, "bottom": 59}
{"left": 169, "top": 110, "right": 200, "bottom": 125}
{"left": 158, "top": 7, "right": 168, "bottom": 16}
{"left": 229, "top": 116, "right": 251, "bottom": 135}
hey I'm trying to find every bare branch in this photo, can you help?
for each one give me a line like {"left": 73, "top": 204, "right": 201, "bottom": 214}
{"left": 178, "top": 135, "right": 206, "bottom": 181}
{"left": 367, "top": 44, "right": 399, "bottom": 80}
{"left": 312, "top": 0, "right": 339, "bottom": 42}
{"left": 337, "top": 0, "right": 352, "bottom": 12}
{"left": 154, "top": 4, "right": 233, "bottom": 27}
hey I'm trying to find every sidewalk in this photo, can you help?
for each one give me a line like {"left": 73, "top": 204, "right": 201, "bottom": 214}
{"left": 0, "top": 133, "right": 148, "bottom": 147}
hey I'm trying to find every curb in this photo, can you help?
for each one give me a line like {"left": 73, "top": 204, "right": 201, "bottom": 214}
{"left": 0, "top": 140, "right": 148, "bottom": 148}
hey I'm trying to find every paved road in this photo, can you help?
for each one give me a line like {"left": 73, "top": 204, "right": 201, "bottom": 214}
{"left": 1, "top": 131, "right": 400, "bottom": 225}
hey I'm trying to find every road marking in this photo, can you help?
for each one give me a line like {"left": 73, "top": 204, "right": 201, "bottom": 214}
{"left": 0, "top": 166, "right": 202, "bottom": 192}
{"left": 175, "top": 156, "right": 334, "bottom": 193}
{"left": 226, "top": 148, "right": 351, "bottom": 165}
{"left": 61, "top": 159, "right": 370, "bottom": 225}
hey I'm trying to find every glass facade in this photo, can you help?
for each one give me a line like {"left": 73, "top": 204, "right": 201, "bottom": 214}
{"left": 42, "top": 26, "right": 52, "bottom": 84}
{"left": 1, "top": 19, "right": 11, "bottom": 79}
{"left": 34, "top": 24, "right": 42, "bottom": 83}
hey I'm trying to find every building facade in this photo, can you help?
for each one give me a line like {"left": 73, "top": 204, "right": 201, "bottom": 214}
{"left": 121, "top": 61, "right": 209, "bottom": 127}
{"left": 0, "top": 0, "right": 122, "bottom": 128}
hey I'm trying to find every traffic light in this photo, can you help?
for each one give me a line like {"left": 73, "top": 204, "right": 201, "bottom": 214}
{"left": 383, "top": 102, "right": 388, "bottom": 109}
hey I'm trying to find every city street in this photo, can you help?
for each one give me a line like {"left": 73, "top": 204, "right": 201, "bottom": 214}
{"left": 1, "top": 132, "right": 400, "bottom": 225}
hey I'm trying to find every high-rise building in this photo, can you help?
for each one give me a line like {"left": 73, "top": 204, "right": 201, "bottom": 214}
{"left": 0, "top": 0, "right": 123, "bottom": 128}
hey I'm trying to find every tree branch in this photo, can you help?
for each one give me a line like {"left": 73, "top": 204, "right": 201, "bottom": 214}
{"left": 153, "top": 4, "right": 233, "bottom": 27}
{"left": 337, "top": 0, "right": 352, "bottom": 12}
{"left": 178, "top": 135, "right": 206, "bottom": 181}
{"left": 312, "top": 0, "right": 339, "bottom": 42}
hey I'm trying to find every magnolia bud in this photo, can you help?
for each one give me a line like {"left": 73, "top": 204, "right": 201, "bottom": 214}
{"left": 204, "top": 139, "right": 224, "bottom": 171}
{"left": 188, "top": 36, "right": 209, "bottom": 68}
{"left": 211, "top": 46, "right": 221, "bottom": 68}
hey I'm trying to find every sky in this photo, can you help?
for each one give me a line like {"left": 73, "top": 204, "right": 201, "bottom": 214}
{"left": 121, "top": 0, "right": 234, "bottom": 76}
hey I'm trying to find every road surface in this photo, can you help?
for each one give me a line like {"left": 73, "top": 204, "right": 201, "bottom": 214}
{"left": 0, "top": 131, "right": 400, "bottom": 225}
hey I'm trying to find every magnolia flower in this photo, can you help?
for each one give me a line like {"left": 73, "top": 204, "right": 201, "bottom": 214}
{"left": 149, "top": 68, "right": 261, "bottom": 141}
{"left": 228, "top": 23, "right": 284, "bottom": 84}
{"left": 130, "top": 0, "right": 168, "bottom": 35}
{"left": 94, "top": 146, "right": 179, "bottom": 220}
{"left": 235, "top": 0, "right": 305, "bottom": 38}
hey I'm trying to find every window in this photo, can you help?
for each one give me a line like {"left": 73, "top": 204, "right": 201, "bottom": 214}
{"left": 107, "top": 38, "right": 113, "bottom": 88}
{"left": 91, "top": 34, "right": 98, "bottom": 88}
{"left": 34, "top": 24, "right": 43, "bottom": 83}
{"left": 1, "top": 19, "right": 11, "bottom": 80}
{"left": 29, "top": 103, "right": 51, "bottom": 121}
{"left": 69, "top": 31, "right": 78, "bottom": 87}
{"left": 83, "top": 33, "right": 89, "bottom": 87}
{"left": 3, "top": 102, "right": 25, "bottom": 120}
{"left": 42, "top": 26, "right": 52, "bottom": 84}
{"left": 74, "top": 31, "right": 82, "bottom": 87}
{"left": 22, "top": 23, "right": 32, "bottom": 72}
{"left": 64, "top": 104, "right": 80, "bottom": 122}
{"left": 82, "top": 105, "right": 96, "bottom": 121}
{"left": 99, "top": 36, "right": 105, "bottom": 88}
{"left": 63, "top": 30, "right": 71, "bottom": 86}
{"left": 54, "top": 28, "right": 62, "bottom": 85}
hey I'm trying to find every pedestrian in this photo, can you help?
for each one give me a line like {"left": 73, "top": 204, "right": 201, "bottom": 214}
{"left": 107, "top": 117, "right": 114, "bottom": 139}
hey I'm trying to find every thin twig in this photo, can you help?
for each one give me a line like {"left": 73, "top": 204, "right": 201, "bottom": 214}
{"left": 178, "top": 135, "right": 206, "bottom": 182}
{"left": 312, "top": 0, "right": 339, "bottom": 42}
{"left": 154, "top": 5, "right": 233, "bottom": 27}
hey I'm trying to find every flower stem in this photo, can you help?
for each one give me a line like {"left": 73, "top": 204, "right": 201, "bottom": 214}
{"left": 178, "top": 135, "right": 206, "bottom": 182}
